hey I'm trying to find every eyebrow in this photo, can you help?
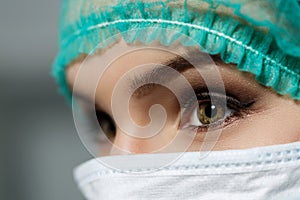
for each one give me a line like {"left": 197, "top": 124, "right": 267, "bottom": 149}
{"left": 129, "top": 50, "right": 222, "bottom": 98}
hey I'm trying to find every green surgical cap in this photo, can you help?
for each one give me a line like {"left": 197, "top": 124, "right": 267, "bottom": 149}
{"left": 52, "top": 0, "right": 300, "bottom": 101}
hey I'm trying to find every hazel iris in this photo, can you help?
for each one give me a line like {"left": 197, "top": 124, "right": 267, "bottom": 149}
{"left": 197, "top": 102, "right": 225, "bottom": 125}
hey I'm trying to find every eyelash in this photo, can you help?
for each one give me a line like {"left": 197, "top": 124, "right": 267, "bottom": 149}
{"left": 92, "top": 88, "right": 255, "bottom": 139}
{"left": 95, "top": 109, "right": 116, "bottom": 141}
{"left": 180, "top": 91, "right": 255, "bottom": 132}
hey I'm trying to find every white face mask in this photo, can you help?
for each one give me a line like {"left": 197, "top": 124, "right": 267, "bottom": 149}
{"left": 74, "top": 142, "right": 300, "bottom": 200}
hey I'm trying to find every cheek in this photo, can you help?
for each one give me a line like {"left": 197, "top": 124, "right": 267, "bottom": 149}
{"left": 211, "top": 99, "right": 300, "bottom": 150}
{"left": 113, "top": 91, "right": 300, "bottom": 152}
{"left": 269, "top": 101, "right": 300, "bottom": 141}
{"left": 265, "top": 98, "right": 300, "bottom": 141}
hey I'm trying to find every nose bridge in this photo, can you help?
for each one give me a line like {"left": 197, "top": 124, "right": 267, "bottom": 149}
{"left": 112, "top": 122, "right": 180, "bottom": 154}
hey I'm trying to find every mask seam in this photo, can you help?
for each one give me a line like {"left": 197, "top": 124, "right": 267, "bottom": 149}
{"left": 77, "top": 148, "right": 300, "bottom": 177}
{"left": 77, "top": 159, "right": 300, "bottom": 187}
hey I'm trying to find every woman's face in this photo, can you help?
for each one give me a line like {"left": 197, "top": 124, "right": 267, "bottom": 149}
{"left": 66, "top": 40, "right": 300, "bottom": 155}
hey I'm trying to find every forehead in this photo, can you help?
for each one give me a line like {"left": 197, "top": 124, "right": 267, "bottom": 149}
{"left": 66, "top": 38, "right": 259, "bottom": 114}
{"left": 66, "top": 39, "right": 178, "bottom": 109}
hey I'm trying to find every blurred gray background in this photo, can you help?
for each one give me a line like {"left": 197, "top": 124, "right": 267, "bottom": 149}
{"left": 0, "top": 1, "right": 92, "bottom": 199}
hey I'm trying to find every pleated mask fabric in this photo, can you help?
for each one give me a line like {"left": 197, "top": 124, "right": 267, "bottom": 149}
{"left": 74, "top": 142, "right": 300, "bottom": 200}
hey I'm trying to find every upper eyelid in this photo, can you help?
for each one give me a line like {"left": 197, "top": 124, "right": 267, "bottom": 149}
{"left": 181, "top": 90, "right": 255, "bottom": 114}
{"left": 180, "top": 93, "right": 255, "bottom": 130}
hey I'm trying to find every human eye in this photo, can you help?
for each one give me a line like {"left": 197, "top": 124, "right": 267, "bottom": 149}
{"left": 95, "top": 109, "right": 116, "bottom": 141}
{"left": 180, "top": 90, "right": 255, "bottom": 132}
{"left": 72, "top": 94, "right": 117, "bottom": 143}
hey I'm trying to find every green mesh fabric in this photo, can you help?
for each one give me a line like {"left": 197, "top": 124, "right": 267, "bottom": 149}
{"left": 52, "top": 0, "right": 300, "bottom": 101}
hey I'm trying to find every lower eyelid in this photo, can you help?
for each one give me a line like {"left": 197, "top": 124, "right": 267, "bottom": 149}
{"left": 195, "top": 112, "right": 244, "bottom": 132}
{"left": 220, "top": 107, "right": 257, "bottom": 127}
{"left": 181, "top": 98, "right": 257, "bottom": 132}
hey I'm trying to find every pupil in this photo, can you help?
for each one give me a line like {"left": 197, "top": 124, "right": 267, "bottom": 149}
{"left": 205, "top": 103, "right": 217, "bottom": 118}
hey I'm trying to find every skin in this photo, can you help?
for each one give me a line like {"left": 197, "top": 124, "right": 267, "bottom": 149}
{"left": 66, "top": 39, "right": 300, "bottom": 156}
